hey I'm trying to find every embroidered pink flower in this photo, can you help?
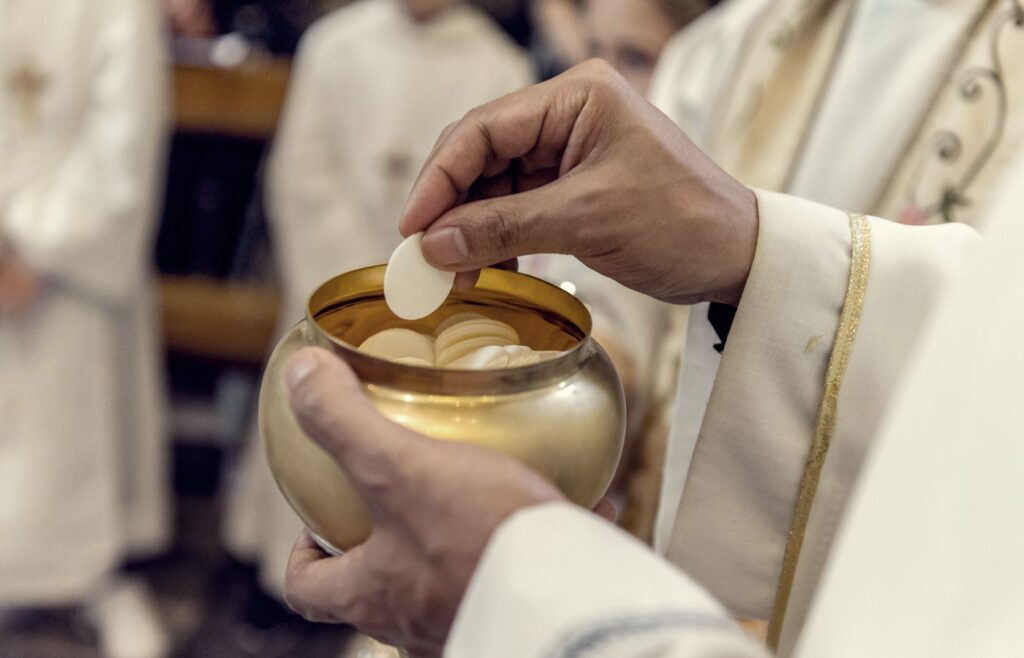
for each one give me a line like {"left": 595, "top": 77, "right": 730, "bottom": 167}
{"left": 899, "top": 205, "right": 932, "bottom": 225}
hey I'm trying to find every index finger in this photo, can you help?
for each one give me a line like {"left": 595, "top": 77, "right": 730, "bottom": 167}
{"left": 285, "top": 530, "right": 367, "bottom": 624}
{"left": 398, "top": 72, "right": 591, "bottom": 237}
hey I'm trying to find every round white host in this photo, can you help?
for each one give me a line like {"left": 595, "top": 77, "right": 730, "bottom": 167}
{"left": 383, "top": 233, "right": 456, "bottom": 320}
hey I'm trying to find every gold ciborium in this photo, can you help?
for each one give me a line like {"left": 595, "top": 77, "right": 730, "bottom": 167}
{"left": 260, "top": 265, "right": 626, "bottom": 553}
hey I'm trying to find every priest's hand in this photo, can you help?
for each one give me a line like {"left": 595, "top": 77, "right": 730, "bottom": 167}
{"left": 402, "top": 59, "right": 759, "bottom": 306}
{"left": 0, "top": 255, "right": 42, "bottom": 316}
{"left": 282, "top": 347, "right": 565, "bottom": 657}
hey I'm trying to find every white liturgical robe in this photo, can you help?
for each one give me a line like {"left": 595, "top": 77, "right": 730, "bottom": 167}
{"left": 0, "top": 0, "right": 169, "bottom": 602}
{"left": 635, "top": 0, "right": 1024, "bottom": 650}
{"left": 446, "top": 149, "right": 1024, "bottom": 656}
{"left": 225, "top": 0, "right": 533, "bottom": 595}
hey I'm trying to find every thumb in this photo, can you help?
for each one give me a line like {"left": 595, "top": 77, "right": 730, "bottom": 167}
{"left": 284, "top": 347, "right": 424, "bottom": 498}
{"left": 419, "top": 183, "right": 580, "bottom": 271}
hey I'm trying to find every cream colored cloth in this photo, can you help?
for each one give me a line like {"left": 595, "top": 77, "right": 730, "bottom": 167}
{"left": 793, "top": 150, "right": 1024, "bottom": 658}
{"left": 225, "top": 0, "right": 534, "bottom": 596}
{"left": 671, "top": 190, "right": 974, "bottom": 653}
{"left": 445, "top": 167, "right": 1023, "bottom": 654}
{"left": 0, "top": 0, "right": 170, "bottom": 603}
{"left": 646, "top": 0, "right": 1024, "bottom": 648}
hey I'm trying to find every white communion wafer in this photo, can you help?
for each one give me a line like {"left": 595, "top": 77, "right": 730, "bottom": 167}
{"left": 383, "top": 233, "right": 455, "bottom": 320}
{"left": 357, "top": 313, "right": 568, "bottom": 368}
{"left": 434, "top": 318, "right": 520, "bottom": 356}
{"left": 436, "top": 335, "right": 517, "bottom": 367}
{"left": 434, "top": 312, "right": 488, "bottom": 337}
{"left": 504, "top": 345, "right": 542, "bottom": 367}
{"left": 445, "top": 345, "right": 511, "bottom": 370}
{"left": 358, "top": 328, "right": 435, "bottom": 363}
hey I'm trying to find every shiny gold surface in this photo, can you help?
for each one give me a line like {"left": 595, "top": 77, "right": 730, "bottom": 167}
{"left": 260, "top": 266, "right": 626, "bottom": 551}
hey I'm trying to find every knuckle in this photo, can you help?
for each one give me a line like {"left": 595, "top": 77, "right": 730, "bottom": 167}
{"left": 577, "top": 59, "right": 626, "bottom": 97}
{"left": 291, "top": 377, "right": 328, "bottom": 427}
{"left": 579, "top": 58, "right": 616, "bottom": 83}
{"left": 283, "top": 586, "right": 317, "bottom": 621}
{"left": 584, "top": 57, "right": 615, "bottom": 76}
{"left": 291, "top": 370, "right": 341, "bottom": 435}
{"left": 351, "top": 460, "right": 397, "bottom": 498}
{"left": 285, "top": 581, "right": 349, "bottom": 625}
{"left": 481, "top": 205, "right": 521, "bottom": 255}
{"left": 462, "top": 104, "right": 486, "bottom": 123}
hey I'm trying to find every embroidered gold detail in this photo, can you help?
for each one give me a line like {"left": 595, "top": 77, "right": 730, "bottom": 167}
{"left": 724, "top": 0, "right": 852, "bottom": 150}
{"left": 896, "top": 0, "right": 1018, "bottom": 223}
{"left": 766, "top": 213, "right": 871, "bottom": 650}
{"left": 6, "top": 61, "right": 48, "bottom": 126}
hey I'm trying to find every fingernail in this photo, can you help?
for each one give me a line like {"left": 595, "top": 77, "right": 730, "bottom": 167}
{"left": 422, "top": 227, "right": 469, "bottom": 266}
{"left": 286, "top": 352, "right": 319, "bottom": 393}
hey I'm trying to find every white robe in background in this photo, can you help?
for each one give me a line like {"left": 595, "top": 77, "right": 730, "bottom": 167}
{"left": 632, "top": 0, "right": 1024, "bottom": 648}
{"left": 225, "top": 0, "right": 533, "bottom": 596}
{"left": 446, "top": 148, "right": 1024, "bottom": 655}
{"left": 0, "top": 0, "right": 170, "bottom": 603}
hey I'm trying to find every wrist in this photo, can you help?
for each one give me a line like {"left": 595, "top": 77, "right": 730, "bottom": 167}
{"left": 705, "top": 184, "right": 759, "bottom": 307}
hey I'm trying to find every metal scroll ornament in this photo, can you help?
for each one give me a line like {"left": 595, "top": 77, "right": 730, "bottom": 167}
{"left": 904, "top": 1, "right": 1024, "bottom": 224}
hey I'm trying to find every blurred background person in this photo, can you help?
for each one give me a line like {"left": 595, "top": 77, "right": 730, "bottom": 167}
{"left": 166, "top": 0, "right": 354, "bottom": 53}
{"left": 528, "top": 0, "right": 715, "bottom": 82}
{"left": 0, "top": 1, "right": 171, "bottom": 657}
{"left": 166, "top": 0, "right": 220, "bottom": 37}
{"left": 221, "top": 0, "right": 533, "bottom": 643}
{"left": 529, "top": 0, "right": 589, "bottom": 75}
{"left": 585, "top": 0, "right": 713, "bottom": 94}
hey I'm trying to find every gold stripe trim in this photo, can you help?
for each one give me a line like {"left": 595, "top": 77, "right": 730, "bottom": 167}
{"left": 766, "top": 213, "right": 872, "bottom": 650}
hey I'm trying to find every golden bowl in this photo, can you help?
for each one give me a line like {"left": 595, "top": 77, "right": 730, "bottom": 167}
{"left": 259, "top": 265, "right": 626, "bottom": 553}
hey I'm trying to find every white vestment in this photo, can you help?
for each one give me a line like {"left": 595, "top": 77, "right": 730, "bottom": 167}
{"left": 635, "top": 0, "right": 1024, "bottom": 649}
{"left": 446, "top": 142, "right": 1024, "bottom": 655}
{"left": 225, "top": 0, "right": 533, "bottom": 596}
{"left": 0, "top": 0, "right": 170, "bottom": 603}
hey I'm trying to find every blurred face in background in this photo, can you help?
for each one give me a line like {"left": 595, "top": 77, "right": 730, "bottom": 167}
{"left": 584, "top": 0, "right": 705, "bottom": 95}
{"left": 400, "top": 0, "right": 461, "bottom": 22}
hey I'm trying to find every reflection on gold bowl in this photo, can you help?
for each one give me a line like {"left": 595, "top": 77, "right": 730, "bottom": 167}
{"left": 259, "top": 265, "right": 626, "bottom": 553}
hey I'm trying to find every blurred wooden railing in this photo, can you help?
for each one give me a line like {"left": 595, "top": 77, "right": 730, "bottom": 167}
{"left": 172, "top": 58, "right": 291, "bottom": 138}
{"left": 159, "top": 275, "right": 281, "bottom": 365}
{"left": 160, "top": 58, "right": 289, "bottom": 364}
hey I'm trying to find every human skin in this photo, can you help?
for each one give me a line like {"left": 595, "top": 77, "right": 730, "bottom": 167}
{"left": 399, "top": 0, "right": 461, "bottom": 22}
{"left": 584, "top": 0, "right": 684, "bottom": 95}
{"left": 164, "top": 0, "right": 217, "bottom": 37}
{"left": 406, "top": 60, "right": 758, "bottom": 307}
{"left": 0, "top": 255, "right": 41, "bottom": 315}
{"left": 283, "top": 61, "right": 758, "bottom": 655}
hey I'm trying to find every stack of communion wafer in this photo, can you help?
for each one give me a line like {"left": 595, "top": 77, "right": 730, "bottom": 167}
{"left": 358, "top": 313, "right": 562, "bottom": 369}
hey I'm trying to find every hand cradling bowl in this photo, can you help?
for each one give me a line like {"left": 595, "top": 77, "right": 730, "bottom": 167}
{"left": 259, "top": 265, "right": 626, "bottom": 553}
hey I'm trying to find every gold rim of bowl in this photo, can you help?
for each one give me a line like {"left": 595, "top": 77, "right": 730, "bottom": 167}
{"left": 304, "top": 265, "right": 595, "bottom": 395}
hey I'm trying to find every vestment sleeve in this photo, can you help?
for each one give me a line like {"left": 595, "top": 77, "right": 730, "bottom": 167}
{"left": 450, "top": 189, "right": 979, "bottom": 656}
{"left": 668, "top": 190, "right": 978, "bottom": 652}
{"left": 447, "top": 502, "right": 767, "bottom": 658}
